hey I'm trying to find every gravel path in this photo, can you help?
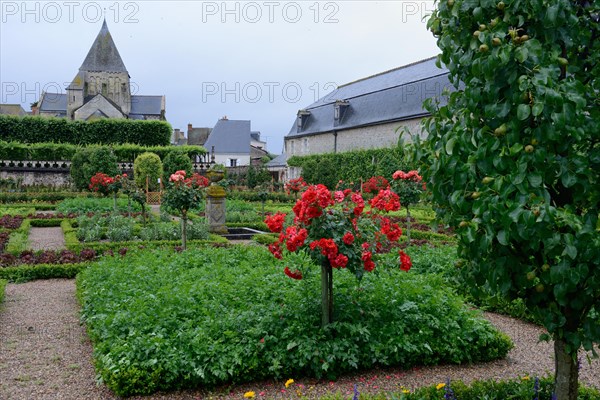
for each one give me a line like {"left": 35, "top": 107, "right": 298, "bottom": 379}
{"left": 0, "top": 279, "right": 598, "bottom": 400}
{"left": 28, "top": 227, "right": 66, "bottom": 251}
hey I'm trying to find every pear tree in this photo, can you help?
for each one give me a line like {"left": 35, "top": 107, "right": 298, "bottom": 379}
{"left": 422, "top": 1, "right": 599, "bottom": 399}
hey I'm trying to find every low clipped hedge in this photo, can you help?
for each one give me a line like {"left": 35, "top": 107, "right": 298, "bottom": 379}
{"left": 77, "top": 246, "right": 512, "bottom": 396}
{"left": 228, "top": 190, "right": 294, "bottom": 203}
{"left": 0, "top": 192, "right": 87, "bottom": 204}
{"left": 6, "top": 218, "right": 31, "bottom": 255}
{"left": 0, "top": 263, "right": 89, "bottom": 283}
{"left": 0, "top": 278, "right": 6, "bottom": 303}
{"left": 333, "top": 376, "right": 600, "bottom": 400}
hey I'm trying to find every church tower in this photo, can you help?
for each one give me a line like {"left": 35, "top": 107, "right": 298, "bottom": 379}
{"left": 66, "top": 20, "right": 131, "bottom": 119}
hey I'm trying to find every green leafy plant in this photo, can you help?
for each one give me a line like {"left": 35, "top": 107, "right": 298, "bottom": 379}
{"left": 423, "top": 1, "right": 599, "bottom": 398}
{"left": 71, "top": 147, "right": 119, "bottom": 191}
{"left": 133, "top": 152, "right": 163, "bottom": 192}
{"left": 162, "top": 150, "right": 193, "bottom": 183}
{"left": 77, "top": 246, "right": 512, "bottom": 397}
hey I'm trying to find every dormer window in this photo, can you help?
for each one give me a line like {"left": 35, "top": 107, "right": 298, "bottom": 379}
{"left": 334, "top": 100, "right": 350, "bottom": 126}
{"left": 296, "top": 109, "right": 311, "bottom": 132}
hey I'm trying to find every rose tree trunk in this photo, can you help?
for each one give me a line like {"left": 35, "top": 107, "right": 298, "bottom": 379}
{"left": 181, "top": 210, "right": 187, "bottom": 250}
{"left": 321, "top": 259, "right": 333, "bottom": 327}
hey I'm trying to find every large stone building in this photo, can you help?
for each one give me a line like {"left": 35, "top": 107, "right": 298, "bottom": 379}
{"left": 38, "top": 20, "right": 165, "bottom": 121}
{"left": 283, "top": 57, "right": 451, "bottom": 158}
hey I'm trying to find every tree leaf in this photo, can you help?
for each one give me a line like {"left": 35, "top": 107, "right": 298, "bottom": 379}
{"left": 517, "top": 104, "right": 531, "bottom": 120}
{"left": 532, "top": 102, "right": 544, "bottom": 117}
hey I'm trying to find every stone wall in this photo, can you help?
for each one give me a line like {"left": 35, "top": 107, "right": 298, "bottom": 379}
{"left": 284, "top": 118, "right": 425, "bottom": 156}
{"left": 0, "top": 170, "right": 72, "bottom": 188}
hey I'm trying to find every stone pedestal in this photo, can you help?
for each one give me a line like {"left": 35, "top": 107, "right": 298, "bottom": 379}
{"left": 206, "top": 182, "right": 228, "bottom": 234}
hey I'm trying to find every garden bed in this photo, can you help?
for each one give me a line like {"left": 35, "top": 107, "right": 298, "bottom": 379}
{"left": 77, "top": 246, "right": 512, "bottom": 397}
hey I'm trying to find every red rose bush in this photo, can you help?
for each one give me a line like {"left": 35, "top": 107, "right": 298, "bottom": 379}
{"left": 265, "top": 183, "right": 412, "bottom": 325}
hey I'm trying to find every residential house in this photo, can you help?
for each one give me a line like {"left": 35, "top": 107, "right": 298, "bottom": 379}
{"left": 203, "top": 117, "right": 268, "bottom": 167}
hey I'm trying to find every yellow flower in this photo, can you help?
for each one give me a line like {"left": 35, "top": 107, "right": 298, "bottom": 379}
{"left": 402, "top": 389, "right": 410, "bottom": 394}
{"left": 243, "top": 391, "right": 255, "bottom": 398}
{"left": 522, "top": 376, "right": 530, "bottom": 381}
{"left": 436, "top": 383, "right": 446, "bottom": 390}
{"left": 285, "top": 379, "right": 295, "bottom": 388}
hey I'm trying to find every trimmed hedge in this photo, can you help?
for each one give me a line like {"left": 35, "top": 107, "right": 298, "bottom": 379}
{"left": 0, "top": 192, "right": 87, "bottom": 204}
{"left": 0, "top": 203, "right": 56, "bottom": 210}
{"left": 0, "top": 278, "right": 6, "bottom": 303}
{"left": 0, "top": 141, "right": 206, "bottom": 162}
{"left": 228, "top": 191, "right": 294, "bottom": 203}
{"left": 30, "top": 219, "right": 63, "bottom": 227}
{"left": 6, "top": 219, "right": 31, "bottom": 255}
{"left": 328, "top": 376, "right": 600, "bottom": 400}
{"left": 288, "top": 146, "right": 414, "bottom": 188}
{"left": 0, "top": 115, "right": 171, "bottom": 146}
{"left": 0, "top": 263, "right": 89, "bottom": 283}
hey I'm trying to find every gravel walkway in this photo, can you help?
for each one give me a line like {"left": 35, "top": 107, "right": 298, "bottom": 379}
{"left": 28, "top": 227, "right": 66, "bottom": 251}
{"left": 0, "top": 280, "right": 598, "bottom": 400}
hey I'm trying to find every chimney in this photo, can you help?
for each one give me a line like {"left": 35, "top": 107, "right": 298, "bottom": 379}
{"left": 187, "top": 123, "right": 193, "bottom": 134}
{"left": 221, "top": 115, "right": 228, "bottom": 120}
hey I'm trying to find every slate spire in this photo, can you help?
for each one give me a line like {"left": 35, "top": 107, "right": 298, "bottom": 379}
{"left": 79, "top": 19, "right": 128, "bottom": 73}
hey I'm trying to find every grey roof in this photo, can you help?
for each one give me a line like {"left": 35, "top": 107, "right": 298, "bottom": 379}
{"left": 38, "top": 93, "right": 163, "bottom": 118}
{"left": 204, "top": 119, "right": 252, "bottom": 155}
{"left": 188, "top": 127, "right": 211, "bottom": 146}
{"left": 130, "top": 95, "right": 163, "bottom": 116}
{"left": 79, "top": 20, "right": 128, "bottom": 73}
{"left": 39, "top": 93, "right": 67, "bottom": 112}
{"left": 286, "top": 57, "right": 452, "bottom": 138}
{"left": 266, "top": 153, "right": 288, "bottom": 168}
{"left": 0, "top": 104, "right": 27, "bottom": 116}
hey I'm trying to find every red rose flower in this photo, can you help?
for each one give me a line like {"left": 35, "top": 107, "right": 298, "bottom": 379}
{"left": 399, "top": 250, "right": 412, "bottom": 271}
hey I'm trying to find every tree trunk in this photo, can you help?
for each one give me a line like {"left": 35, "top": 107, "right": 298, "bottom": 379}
{"left": 181, "top": 211, "right": 187, "bottom": 250}
{"left": 554, "top": 338, "right": 579, "bottom": 400}
{"left": 321, "top": 259, "right": 333, "bottom": 327}
{"left": 406, "top": 206, "right": 411, "bottom": 244}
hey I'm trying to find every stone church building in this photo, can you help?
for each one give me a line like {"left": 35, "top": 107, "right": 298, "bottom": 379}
{"left": 38, "top": 20, "right": 165, "bottom": 121}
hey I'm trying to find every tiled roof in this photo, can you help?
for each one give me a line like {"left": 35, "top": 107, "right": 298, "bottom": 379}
{"left": 130, "top": 95, "right": 163, "bottom": 116}
{"left": 265, "top": 153, "right": 288, "bottom": 168}
{"left": 39, "top": 93, "right": 67, "bottom": 112}
{"left": 79, "top": 20, "right": 128, "bottom": 73}
{"left": 204, "top": 119, "right": 252, "bottom": 155}
{"left": 286, "top": 57, "right": 452, "bottom": 138}
{"left": 0, "top": 104, "right": 27, "bottom": 116}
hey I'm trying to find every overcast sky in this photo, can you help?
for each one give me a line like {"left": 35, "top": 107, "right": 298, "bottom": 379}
{"left": 1, "top": 0, "right": 439, "bottom": 153}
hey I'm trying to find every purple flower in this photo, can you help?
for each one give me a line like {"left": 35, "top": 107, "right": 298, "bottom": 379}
{"left": 353, "top": 384, "right": 359, "bottom": 400}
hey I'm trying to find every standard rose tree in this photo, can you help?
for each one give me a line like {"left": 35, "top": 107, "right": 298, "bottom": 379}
{"left": 391, "top": 170, "right": 426, "bottom": 243}
{"left": 89, "top": 172, "right": 126, "bottom": 211}
{"left": 265, "top": 184, "right": 411, "bottom": 327}
{"left": 162, "top": 170, "right": 209, "bottom": 249}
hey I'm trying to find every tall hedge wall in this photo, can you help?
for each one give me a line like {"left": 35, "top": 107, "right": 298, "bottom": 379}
{"left": 0, "top": 115, "right": 171, "bottom": 146}
{"left": 0, "top": 141, "right": 206, "bottom": 162}
{"left": 287, "top": 146, "right": 414, "bottom": 188}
